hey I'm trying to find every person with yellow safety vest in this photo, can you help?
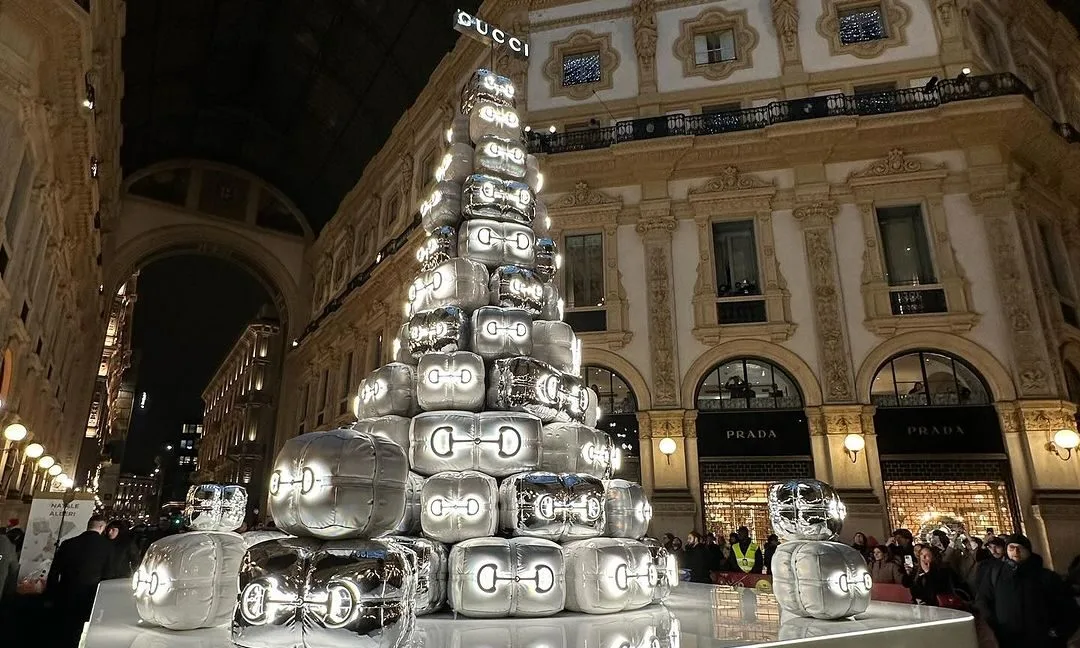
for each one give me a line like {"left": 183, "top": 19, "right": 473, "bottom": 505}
{"left": 727, "top": 526, "right": 764, "bottom": 574}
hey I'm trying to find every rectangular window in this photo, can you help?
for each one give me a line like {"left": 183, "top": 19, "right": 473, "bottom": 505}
{"left": 338, "top": 351, "right": 354, "bottom": 415}
{"left": 1038, "top": 222, "right": 1078, "bottom": 326}
{"left": 712, "top": 221, "right": 760, "bottom": 297}
{"left": 419, "top": 150, "right": 436, "bottom": 189}
{"left": 383, "top": 195, "right": 400, "bottom": 232}
{"left": 564, "top": 233, "right": 605, "bottom": 309}
{"left": 694, "top": 30, "right": 737, "bottom": 65}
{"left": 838, "top": 5, "right": 887, "bottom": 44}
{"left": 562, "top": 51, "right": 602, "bottom": 87}
{"left": 371, "top": 333, "right": 384, "bottom": 371}
{"left": 317, "top": 368, "right": 329, "bottom": 426}
{"left": 876, "top": 206, "right": 937, "bottom": 286}
{"left": 297, "top": 383, "right": 310, "bottom": 434}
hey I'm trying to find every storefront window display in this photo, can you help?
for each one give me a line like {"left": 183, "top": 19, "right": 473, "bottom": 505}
{"left": 583, "top": 365, "right": 640, "bottom": 482}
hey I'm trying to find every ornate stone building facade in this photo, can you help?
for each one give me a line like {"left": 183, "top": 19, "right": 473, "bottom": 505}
{"left": 0, "top": 0, "right": 121, "bottom": 520}
{"left": 276, "top": 0, "right": 1080, "bottom": 569}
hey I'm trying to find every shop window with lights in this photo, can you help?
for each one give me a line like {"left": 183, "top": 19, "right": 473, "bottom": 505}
{"left": 583, "top": 365, "right": 639, "bottom": 481}
{"left": 543, "top": 31, "right": 619, "bottom": 101}
{"left": 817, "top": 0, "right": 910, "bottom": 59}
{"left": 696, "top": 358, "right": 803, "bottom": 412}
{"left": 564, "top": 233, "right": 606, "bottom": 332}
{"left": 838, "top": 5, "right": 886, "bottom": 44}
{"left": 563, "top": 51, "right": 601, "bottom": 87}
{"left": 870, "top": 351, "right": 990, "bottom": 408}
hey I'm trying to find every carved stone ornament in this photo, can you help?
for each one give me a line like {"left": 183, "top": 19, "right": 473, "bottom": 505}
{"left": 690, "top": 166, "right": 772, "bottom": 194}
{"left": 543, "top": 30, "right": 621, "bottom": 102}
{"left": 816, "top": 0, "right": 911, "bottom": 59}
{"left": 771, "top": 0, "right": 801, "bottom": 63}
{"left": 632, "top": 0, "right": 658, "bottom": 92}
{"left": 848, "top": 149, "right": 944, "bottom": 180}
{"left": 673, "top": 7, "right": 759, "bottom": 81}
{"left": 637, "top": 203, "right": 679, "bottom": 407}
{"left": 553, "top": 182, "right": 619, "bottom": 209}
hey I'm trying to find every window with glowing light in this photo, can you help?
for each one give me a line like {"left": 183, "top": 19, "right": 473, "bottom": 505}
{"left": 564, "top": 233, "right": 606, "bottom": 332}
{"left": 838, "top": 5, "right": 887, "bottom": 44}
{"left": 696, "top": 358, "right": 802, "bottom": 411}
{"left": 884, "top": 479, "right": 1012, "bottom": 540}
{"left": 870, "top": 351, "right": 990, "bottom": 407}
{"left": 562, "top": 51, "right": 602, "bottom": 87}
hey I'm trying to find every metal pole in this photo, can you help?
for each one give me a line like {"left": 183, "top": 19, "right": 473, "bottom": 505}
{"left": 0, "top": 440, "right": 11, "bottom": 487}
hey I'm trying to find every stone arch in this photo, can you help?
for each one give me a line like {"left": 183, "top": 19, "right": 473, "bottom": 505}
{"left": 855, "top": 331, "right": 1017, "bottom": 403}
{"left": 681, "top": 340, "right": 824, "bottom": 408}
{"left": 104, "top": 223, "right": 306, "bottom": 340}
{"left": 582, "top": 347, "right": 653, "bottom": 411}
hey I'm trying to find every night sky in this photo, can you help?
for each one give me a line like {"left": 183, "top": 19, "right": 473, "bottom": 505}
{"left": 123, "top": 255, "right": 275, "bottom": 474}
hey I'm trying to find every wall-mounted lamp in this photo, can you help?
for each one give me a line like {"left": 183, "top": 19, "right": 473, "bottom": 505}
{"left": 843, "top": 433, "right": 865, "bottom": 463}
{"left": 90, "top": 156, "right": 100, "bottom": 178}
{"left": 83, "top": 73, "right": 96, "bottom": 111}
{"left": 658, "top": 437, "right": 677, "bottom": 464}
{"left": 1047, "top": 428, "right": 1080, "bottom": 461}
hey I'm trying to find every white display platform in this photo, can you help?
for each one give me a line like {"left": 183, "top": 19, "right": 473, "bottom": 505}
{"left": 83, "top": 580, "right": 977, "bottom": 648}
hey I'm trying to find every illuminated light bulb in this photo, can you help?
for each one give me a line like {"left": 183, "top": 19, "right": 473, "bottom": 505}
{"left": 657, "top": 438, "right": 677, "bottom": 456}
{"left": 548, "top": 125, "right": 557, "bottom": 133}
{"left": 445, "top": 128, "right": 454, "bottom": 144}
{"left": 535, "top": 172, "right": 545, "bottom": 193}
{"left": 48, "top": 463, "right": 62, "bottom": 477}
{"left": 38, "top": 455, "right": 56, "bottom": 470}
{"left": 524, "top": 125, "right": 531, "bottom": 132}
{"left": 3, "top": 422, "right": 28, "bottom": 442}
{"left": 25, "top": 443, "right": 44, "bottom": 459}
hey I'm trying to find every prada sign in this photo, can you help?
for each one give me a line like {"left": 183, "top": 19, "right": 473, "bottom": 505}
{"left": 454, "top": 10, "right": 530, "bottom": 59}
{"left": 696, "top": 411, "right": 811, "bottom": 457}
{"left": 874, "top": 406, "right": 1005, "bottom": 455}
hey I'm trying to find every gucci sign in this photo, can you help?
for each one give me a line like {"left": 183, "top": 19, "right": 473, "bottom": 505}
{"left": 454, "top": 9, "right": 530, "bottom": 59}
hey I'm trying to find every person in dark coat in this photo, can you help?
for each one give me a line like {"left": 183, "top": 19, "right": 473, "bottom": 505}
{"left": 105, "top": 520, "right": 142, "bottom": 580}
{"left": 762, "top": 534, "right": 780, "bottom": 573}
{"left": 47, "top": 516, "right": 113, "bottom": 647}
{"left": 683, "top": 532, "right": 712, "bottom": 584}
{"left": 905, "top": 546, "right": 969, "bottom": 606}
{"left": 0, "top": 530, "right": 19, "bottom": 603}
{"left": 978, "top": 534, "right": 1080, "bottom": 648}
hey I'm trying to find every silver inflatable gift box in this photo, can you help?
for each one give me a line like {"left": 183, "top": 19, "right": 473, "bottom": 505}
{"left": 562, "top": 538, "right": 655, "bottom": 615}
{"left": 184, "top": 483, "right": 247, "bottom": 532}
{"left": 571, "top": 606, "right": 681, "bottom": 648}
{"left": 232, "top": 537, "right": 415, "bottom": 648}
{"left": 557, "top": 372, "right": 590, "bottom": 423}
{"left": 391, "top": 324, "right": 415, "bottom": 366}
{"left": 499, "top": 471, "right": 606, "bottom": 542}
{"left": 470, "top": 306, "right": 533, "bottom": 360}
{"left": 461, "top": 175, "right": 535, "bottom": 226}
{"left": 468, "top": 100, "right": 522, "bottom": 143}
{"left": 406, "top": 257, "right": 490, "bottom": 317}
{"left": 768, "top": 478, "right": 847, "bottom": 541}
{"left": 416, "top": 225, "right": 458, "bottom": 273}
{"left": 351, "top": 415, "right": 411, "bottom": 455}
{"left": 461, "top": 69, "right": 516, "bottom": 113}
{"left": 533, "top": 236, "right": 558, "bottom": 283}
{"left": 582, "top": 387, "right": 600, "bottom": 427}
{"left": 641, "top": 537, "right": 677, "bottom": 604}
{"left": 408, "top": 410, "right": 542, "bottom": 477}
{"left": 770, "top": 540, "right": 872, "bottom": 620}
{"left": 602, "top": 479, "right": 652, "bottom": 540}
{"left": 540, "top": 422, "right": 615, "bottom": 479}
{"left": 434, "top": 142, "right": 474, "bottom": 185}
{"left": 357, "top": 363, "right": 419, "bottom": 419}
{"left": 445, "top": 115, "right": 472, "bottom": 148}
{"left": 242, "top": 530, "right": 290, "bottom": 548}
{"left": 405, "top": 306, "right": 469, "bottom": 358}
{"left": 268, "top": 429, "right": 408, "bottom": 539}
{"left": 385, "top": 472, "right": 424, "bottom": 536}
{"left": 419, "top": 180, "right": 463, "bottom": 232}
{"left": 531, "top": 321, "right": 579, "bottom": 374}
{"left": 475, "top": 134, "right": 528, "bottom": 180}
{"left": 525, "top": 155, "right": 543, "bottom": 195}
{"left": 489, "top": 265, "right": 544, "bottom": 316}
{"left": 448, "top": 537, "right": 566, "bottom": 618}
{"left": 487, "top": 356, "right": 563, "bottom": 422}
{"left": 419, "top": 470, "right": 498, "bottom": 543}
{"left": 133, "top": 531, "right": 247, "bottom": 631}
{"left": 387, "top": 536, "right": 449, "bottom": 616}
{"left": 416, "top": 351, "right": 486, "bottom": 412}
{"left": 540, "top": 282, "right": 564, "bottom": 321}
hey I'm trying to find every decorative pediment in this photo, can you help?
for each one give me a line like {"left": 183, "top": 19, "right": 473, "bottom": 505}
{"left": 551, "top": 181, "right": 620, "bottom": 210}
{"left": 848, "top": 149, "right": 946, "bottom": 181}
{"left": 689, "top": 166, "right": 773, "bottom": 195}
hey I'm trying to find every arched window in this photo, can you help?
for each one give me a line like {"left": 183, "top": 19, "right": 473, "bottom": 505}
{"left": 695, "top": 358, "right": 803, "bottom": 411}
{"left": 583, "top": 365, "right": 639, "bottom": 459}
{"left": 871, "top": 351, "right": 991, "bottom": 407}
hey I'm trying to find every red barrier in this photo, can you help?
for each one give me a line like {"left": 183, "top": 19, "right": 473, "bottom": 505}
{"left": 870, "top": 583, "right": 912, "bottom": 603}
{"left": 704, "top": 572, "right": 914, "bottom": 603}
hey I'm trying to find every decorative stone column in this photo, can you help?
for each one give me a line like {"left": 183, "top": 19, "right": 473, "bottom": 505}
{"left": 640, "top": 409, "right": 698, "bottom": 537}
{"left": 769, "top": 0, "right": 807, "bottom": 94}
{"left": 631, "top": 0, "right": 659, "bottom": 97}
{"left": 635, "top": 201, "right": 680, "bottom": 409}
{"left": 929, "top": 0, "right": 968, "bottom": 73}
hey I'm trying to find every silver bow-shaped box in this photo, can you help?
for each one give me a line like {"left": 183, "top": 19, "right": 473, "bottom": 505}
{"left": 641, "top": 537, "right": 677, "bottom": 604}
{"left": 770, "top": 540, "right": 872, "bottom": 620}
{"left": 385, "top": 472, "right": 424, "bottom": 536}
{"left": 470, "top": 306, "right": 533, "bottom": 360}
{"left": 351, "top": 415, "right": 411, "bottom": 455}
{"left": 268, "top": 429, "right": 408, "bottom": 539}
{"left": 533, "top": 236, "right": 558, "bottom": 283}
{"left": 461, "top": 69, "right": 516, "bottom": 113}
{"left": 409, "top": 410, "right": 542, "bottom": 477}
{"left": 531, "top": 321, "right": 579, "bottom": 374}
{"left": 405, "top": 307, "right": 469, "bottom": 358}
{"left": 419, "top": 180, "right": 463, "bottom": 232}
{"left": 419, "top": 470, "right": 499, "bottom": 543}
{"left": 461, "top": 175, "right": 535, "bottom": 226}
{"left": 562, "top": 538, "right": 656, "bottom": 614}
{"left": 184, "top": 483, "right": 247, "bottom": 532}
{"left": 499, "top": 471, "right": 606, "bottom": 541}
{"left": 406, "top": 258, "right": 490, "bottom": 317}
{"left": 603, "top": 480, "right": 652, "bottom": 540}
{"left": 386, "top": 536, "right": 449, "bottom": 616}
{"left": 540, "top": 422, "right": 615, "bottom": 479}
{"left": 133, "top": 531, "right": 247, "bottom": 630}
{"left": 416, "top": 226, "right": 458, "bottom": 272}
{"left": 232, "top": 537, "right": 415, "bottom": 648}
{"left": 356, "top": 363, "right": 419, "bottom": 419}
{"left": 448, "top": 537, "right": 566, "bottom": 618}
{"left": 475, "top": 134, "right": 528, "bottom": 180}
{"left": 416, "top": 351, "right": 486, "bottom": 412}
{"left": 489, "top": 265, "right": 544, "bottom": 316}
{"left": 488, "top": 357, "right": 587, "bottom": 423}
{"left": 468, "top": 100, "right": 523, "bottom": 144}
{"left": 767, "top": 478, "right": 847, "bottom": 541}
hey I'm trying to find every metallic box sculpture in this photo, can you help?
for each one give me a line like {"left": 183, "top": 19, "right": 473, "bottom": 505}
{"left": 458, "top": 219, "right": 536, "bottom": 269}
{"left": 133, "top": 531, "right": 247, "bottom": 630}
{"left": 471, "top": 306, "right": 533, "bottom": 360}
{"left": 184, "top": 483, "right": 248, "bottom": 532}
{"left": 232, "top": 537, "right": 415, "bottom": 648}
{"left": 357, "top": 363, "right": 419, "bottom": 419}
{"left": 562, "top": 538, "right": 655, "bottom": 614}
{"left": 602, "top": 479, "right": 652, "bottom": 540}
{"left": 541, "top": 422, "right": 616, "bottom": 479}
{"left": 531, "top": 321, "right": 579, "bottom": 374}
{"left": 406, "top": 257, "right": 490, "bottom": 317}
{"left": 499, "top": 472, "right": 606, "bottom": 542}
{"left": 416, "top": 351, "right": 486, "bottom": 412}
{"left": 420, "top": 470, "right": 499, "bottom": 543}
{"left": 489, "top": 265, "right": 544, "bottom": 316}
{"left": 409, "top": 410, "right": 542, "bottom": 477}
{"left": 387, "top": 536, "right": 449, "bottom": 616}
{"left": 447, "top": 537, "right": 566, "bottom": 618}
{"left": 351, "top": 415, "right": 412, "bottom": 455}
{"left": 405, "top": 307, "right": 469, "bottom": 358}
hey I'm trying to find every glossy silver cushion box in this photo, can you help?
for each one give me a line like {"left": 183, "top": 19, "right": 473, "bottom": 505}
{"left": 232, "top": 537, "right": 415, "bottom": 648}
{"left": 406, "top": 258, "right": 490, "bottom": 317}
{"left": 533, "top": 236, "right": 558, "bottom": 283}
{"left": 474, "top": 134, "right": 528, "bottom": 180}
{"left": 487, "top": 356, "right": 563, "bottom": 422}
{"left": 448, "top": 537, "right": 566, "bottom": 618}
{"left": 540, "top": 283, "right": 564, "bottom": 321}
{"left": 133, "top": 531, "right": 247, "bottom": 630}
{"left": 357, "top": 363, "right": 419, "bottom": 419}
{"left": 416, "top": 226, "right": 458, "bottom": 273}
{"left": 499, "top": 471, "right": 606, "bottom": 541}
{"left": 419, "top": 180, "right": 463, "bottom": 232}
{"left": 408, "top": 410, "right": 542, "bottom": 477}
{"left": 241, "top": 530, "right": 290, "bottom": 548}
{"left": 768, "top": 478, "right": 847, "bottom": 541}
{"left": 561, "top": 538, "right": 655, "bottom": 615}
{"left": 416, "top": 351, "right": 486, "bottom": 411}
{"left": 405, "top": 307, "right": 469, "bottom": 358}
{"left": 459, "top": 218, "right": 536, "bottom": 269}
{"left": 602, "top": 479, "right": 652, "bottom": 540}
{"left": 184, "top": 483, "right": 247, "bottom": 532}
{"left": 387, "top": 536, "right": 449, "bottom": 616}
{"left": 461, "top": 69, "right": 516, "bottom": 113}
{"left": 641, "top": 537, "right": 677, "bottom": 604}
{"left": 419, "top": 470, "right": 498, "bottom": 543}
{"left": 385, "top": 472, "right": 424, "bottom": 536}
{"left": 351, "top": 415, "right": 411, "bottom": 456}
{"left": 268, "top": 429, "right": 408, "bottom": 539}
{"left": 470, "top": 306, "right": 533, "bottom": 360}
{"left": 770, "top": 540, "right": 872, "bottom": 620}
{"left": 468, "top": 100, "right": 522, "bottom": 143}
{"left": 540, "top": 422, "right": 615, "bottom": 478}
{"left": 435, "top": 142, "right": 474, "bottom": 184}
{"left": 530, "top": 321, "right": 579, "bottom": 374}
{"left": 489, "top": 265, "right": 544, "bottom": 316}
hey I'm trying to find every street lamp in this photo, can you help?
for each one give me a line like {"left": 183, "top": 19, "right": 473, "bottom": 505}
{"left": 1, "top": 422, "right": 28, "bottom": 488}
{"left": 25, "top": 443, "right": 44, "bottom": 459}
{"left": 38, "top": 455, "right": 55, "bottom": 470}
{"left": 47, "top": 464, "right": 62, "bottom": 477}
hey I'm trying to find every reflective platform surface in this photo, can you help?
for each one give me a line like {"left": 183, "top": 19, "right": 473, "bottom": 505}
{"left": 84, "top": 580, "right": 977, "bottom": 648}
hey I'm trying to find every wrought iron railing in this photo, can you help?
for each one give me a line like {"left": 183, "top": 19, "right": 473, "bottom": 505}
{"left": 528, "top": 73, "right": 1051, "bottom": 155}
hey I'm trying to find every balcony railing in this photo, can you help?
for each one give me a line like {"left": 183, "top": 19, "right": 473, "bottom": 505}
{"left": 889, "top": 287, "right": 948, "bottom": 315}
{"left": 528, "top": 74, "right": 1039, "bottom": 155}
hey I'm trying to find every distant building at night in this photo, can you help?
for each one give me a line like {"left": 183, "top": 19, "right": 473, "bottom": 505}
{"left": 168, "top": 422, "right": 203, "bottom": 500}
{"left": 113, "top": 473, "right": 158, "bottom": 520}
{"left": 196, "top": 308, "right": 281, "bottom": 513}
